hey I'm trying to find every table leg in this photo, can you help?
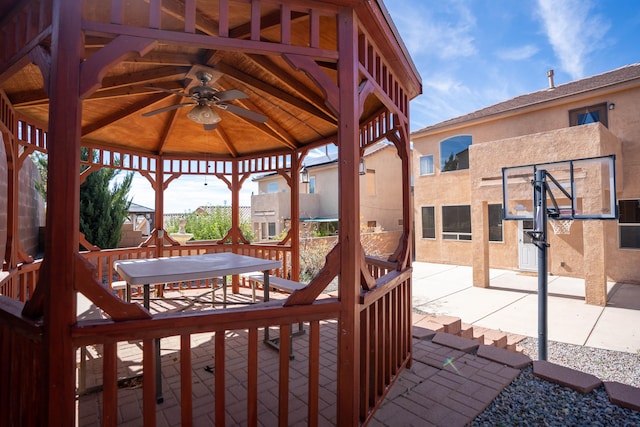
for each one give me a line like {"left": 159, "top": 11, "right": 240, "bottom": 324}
{"left": 144, "top": 284, "right": 150, "bottom": 310}
{"left": 155, "top": 338, "right": 163, "bottom": 403}
{"left": 143, "top": 284, "right": 163, "bottom": 404}
{"left": 263, "top": 271, "right": 270, "bottom": 343}
{"left": 222, "top": 275, "right": 227, "bottom": 306}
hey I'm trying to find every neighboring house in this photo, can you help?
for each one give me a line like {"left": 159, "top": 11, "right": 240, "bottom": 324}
{"left": 128, "top": 202, "right": 155, "bottom": 236}
{"left": 411, "top": 64, "right": 640, "bottom": 306}
{"left": 251, "top": 141, "right": 404, "bottom": 241}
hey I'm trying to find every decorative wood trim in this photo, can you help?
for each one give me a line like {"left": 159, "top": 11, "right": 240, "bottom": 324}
{"left": 74, "top": 254, "right": 150, "bottom": 321}
{"left": 284, "top": 242, "right": 340, "bottom": 306}
{"left": 283, "top": 53, "right": 339, "bottom": 115}
{"left": 79, "top": 36, "right": 158, "bottom": 99}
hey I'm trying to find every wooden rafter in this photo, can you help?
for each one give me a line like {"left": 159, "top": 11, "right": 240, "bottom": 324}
{"left": 215, "top": 61, "right": 336, "bottom": 125}
{"left": 247, "top": 53, "right": 337, "bottom": 121}
{"left": 81, "top": 92, "right": 167, "bottom": 136}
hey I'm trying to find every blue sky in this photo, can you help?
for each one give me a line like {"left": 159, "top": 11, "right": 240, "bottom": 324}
{"left": 129, "top": 0, "right": 640, "bottom": 213}
{"left": 384, "top": 0, "right": 640, "bottom": 131}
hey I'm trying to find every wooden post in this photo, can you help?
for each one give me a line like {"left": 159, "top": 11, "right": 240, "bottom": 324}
{"left": 336, "top": 7, "right": 360, "bottom": 425}
{"left": 290, "top": 153, "right": 301, "bottom": 281}
{"left": 155, "top": 159, "right": 165, "bottom": 251}
{"left": 44, "top": 0, "right": 83, "bottom": 423}
{"left": 2, "top": 130, "right": 17, "bottom": 271}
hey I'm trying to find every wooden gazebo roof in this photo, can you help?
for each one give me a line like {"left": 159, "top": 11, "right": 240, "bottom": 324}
{"left": 1, "top": 0, "right": 421, "bottom": 159}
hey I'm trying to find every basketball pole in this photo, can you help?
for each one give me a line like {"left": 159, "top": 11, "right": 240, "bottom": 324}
{"left": 533, "top": 169, "right": 549, "bottom": 361}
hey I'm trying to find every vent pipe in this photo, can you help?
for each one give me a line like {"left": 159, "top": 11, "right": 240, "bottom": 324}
{"left": 547, "top": 69, "right": 555, "bottom": 89}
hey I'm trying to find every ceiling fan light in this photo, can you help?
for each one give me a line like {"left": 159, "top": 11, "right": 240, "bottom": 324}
{"left": 187, "top": 104, "right": 221, "bottom": 124}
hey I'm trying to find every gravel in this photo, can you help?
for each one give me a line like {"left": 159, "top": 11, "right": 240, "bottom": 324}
{"left": 472, "top": 338, "right": 640, "bottom": 426}
{"left": 517, "top": 337, "right": 640, "bottom": 388}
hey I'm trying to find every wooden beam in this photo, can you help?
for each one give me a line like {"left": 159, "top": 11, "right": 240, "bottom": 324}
{"left": 155, "top": 105, "right": 181, "bottom": 155}
{"left": 247, "top": 54, "right": 337, "bottom": 122}
{"left": 74, "top": 254, "right": 151, "bottom": 321}
{"left": 82, "top": 21, "right": 340, "bottom": 60}
{"left": 79, "top": 35, "right": 158, "bottom": 99}
{"left": 215, "top": 61, "right": 336, "bottom": 125}
{"left": 213, "top": 125, "right": 239, "bottom": 157}
{"left": 44, "top": 0, "right": 82, "bottom": 422}
{"left": 335, "top": 7, "right": 360, "bottom": 425}
{"left": 283, "top": 54, "right": 339, "bottom": 116}
{"left": 81, "top": 92, "right": 168, "bottom": 136}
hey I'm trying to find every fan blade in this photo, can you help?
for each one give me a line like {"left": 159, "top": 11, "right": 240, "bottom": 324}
{"left": 142, "top": 102, "right": 194, "bottom": 117}
{"left": 222, "top": 104, "right": 268, "bottom": 123}
{"left": 144, "top": 86, "right": 192, "bottom": 98}
{"left": 215, "top": 89, "right": 249, "bottom": 102}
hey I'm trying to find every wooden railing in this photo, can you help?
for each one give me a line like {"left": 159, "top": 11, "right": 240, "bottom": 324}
{"left": 359, "top": 256, "right": 413, "bottom": 425}
{"left": 73, "top": 299, "right": 341, "bottom": 426}
{"left": 0, "top": 295, "right": 45, "bottom": 425}
{"left": 0, "top": 248, "right": 412, "bottom": 425}
{"left": 0, "top": 259, "right": 41, "bottom": 302}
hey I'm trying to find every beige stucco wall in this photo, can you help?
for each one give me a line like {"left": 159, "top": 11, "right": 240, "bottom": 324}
{"left": 412, "top": 83, "right": 640, "bottom": 289}
{"left": 251, "top": 144, "right": 405, "bottom": 240}
{"left": 359, "top": 145, "right": 404, "bottom": 232}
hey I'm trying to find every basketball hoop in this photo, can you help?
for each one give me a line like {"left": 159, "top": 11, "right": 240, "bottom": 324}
{"left": 549, "top": 218, "right": 574, "bottom": 235}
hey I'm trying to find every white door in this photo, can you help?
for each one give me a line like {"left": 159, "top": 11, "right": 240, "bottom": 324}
{"left": 518, "top": 220, "right": 538, "bottom": 271}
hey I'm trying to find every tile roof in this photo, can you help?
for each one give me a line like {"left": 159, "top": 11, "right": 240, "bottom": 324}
{"left": 414, "top": 63, "right": 640, "bottom": 134}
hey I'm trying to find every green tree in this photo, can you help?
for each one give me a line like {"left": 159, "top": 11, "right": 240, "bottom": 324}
{"left": 166, "top": 207, "right": 254, "bottom": 242}
{"left": 32, "top": 151, "right": 133, "bottom": 249}
{"left": 80, "top": 168, "right": 133, "bottom": 249}
{"left": 32, "top": 152, "right": 48, "bottom": 200}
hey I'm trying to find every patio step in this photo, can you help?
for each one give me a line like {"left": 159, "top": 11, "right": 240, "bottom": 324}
{"left": 473, "top": 326, "right": 508, "bottom": 349}
{"left": 415, "top": 315, "right": 528, "bottom": 351}
{"left": 461, "top": 322, "right": 486, "bottom": 344}
{"left": 417, "top": 314, "right": 461, "bottom": 335}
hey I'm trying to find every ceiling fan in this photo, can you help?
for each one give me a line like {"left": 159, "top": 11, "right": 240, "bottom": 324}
{"left": 142, "top": 71, "right": 268, "bottom": 129}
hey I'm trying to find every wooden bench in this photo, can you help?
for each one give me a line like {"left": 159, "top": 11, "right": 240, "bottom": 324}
{"left": 111, "top": 280, "right": 130, "bottom": 301}
{"left": 244, "top": 274, "right": 306, "bottom": 359}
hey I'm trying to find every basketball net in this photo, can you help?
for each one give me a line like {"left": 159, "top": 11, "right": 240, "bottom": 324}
{"left": 549, "top": 218, "right": 574, "bottom": 235}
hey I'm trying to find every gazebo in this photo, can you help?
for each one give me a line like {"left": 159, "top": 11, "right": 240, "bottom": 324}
{"left": 0, "top": 0, "right": 421, "bottom": 425}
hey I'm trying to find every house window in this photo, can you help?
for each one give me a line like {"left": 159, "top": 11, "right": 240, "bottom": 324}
{"left": 309, "top": 176, "right": 316, "bottom": 194}
{"left": 440, "top": 136, "right": 471, "bottom": 172}
{"left": 619, "top": 199, "right": 640, "bottom": 249}
{"left": 421, "top": 206, "right": 435, "bottom": 239}
{"left": 268, "top": 222, "right": 276, "bottom": 238}
{"left": 267, "top": 182, "right": 278, "bottom": 193}
{"left": 488, "top": 204, "right": 503, "bottom": 242}
{"left": 569, "top": 102, "right": 608, "bottom": 128}
{"left": 442, "top": 205, "right": 471, "bottom": 240}
{"left": 419, "top": 155, "right": 434, "bottom": 175}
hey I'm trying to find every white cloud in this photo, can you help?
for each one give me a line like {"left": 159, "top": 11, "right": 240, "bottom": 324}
{"left": 536, "top": 0, "right": 610, "bottom": 79}
{"left": 389, "top": 1, "right": 477, "bottom": 60}
{"left": 496, "top": 44, "right": 540, "bottom": 61}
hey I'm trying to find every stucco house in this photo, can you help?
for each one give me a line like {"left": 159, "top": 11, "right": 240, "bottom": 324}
{"left": 412, "top": 63, "right": 640, "bottom": 306}
{"left": 251, "top": 141, "right": 404, "bottom": 240}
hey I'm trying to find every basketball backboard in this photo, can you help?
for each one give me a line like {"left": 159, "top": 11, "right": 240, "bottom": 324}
{"left": 502, "top": 155, "right": 617, "bottom": 220}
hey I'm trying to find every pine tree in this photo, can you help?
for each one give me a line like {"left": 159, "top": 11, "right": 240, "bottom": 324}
{"left": 79, "top": 168, "right": 133, "bottom": 249}
{"left": 32, "top": 151, "right": 133, "bottom": 249}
